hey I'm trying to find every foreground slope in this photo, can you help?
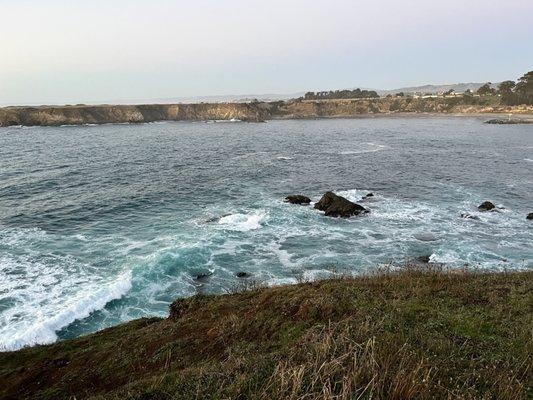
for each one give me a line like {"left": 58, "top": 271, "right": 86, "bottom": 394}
{"left": 0, "top": 268, "right": 531, "bottom": 399}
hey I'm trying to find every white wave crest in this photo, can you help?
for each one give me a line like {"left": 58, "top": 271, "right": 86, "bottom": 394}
{"left": 336, "top": 188, "right": 370, "bottom": 202}
{"left": 0, "top": 271, "right": 131, "bottom": 351}
{"left": 339, "top": 142, "right": 387, "bottom": 155}
{"left": 218, "top": 212, "right": 266, "bottom": 231}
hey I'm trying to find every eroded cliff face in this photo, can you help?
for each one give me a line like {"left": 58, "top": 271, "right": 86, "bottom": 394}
{"left": 1, "top": 99, "right": 531, "bottom": 127}
{"left": 268, "top": 98, "right": 533, "bottom": 119}
{"left": 0, "top": 103, "right": 270, "bottom": 127}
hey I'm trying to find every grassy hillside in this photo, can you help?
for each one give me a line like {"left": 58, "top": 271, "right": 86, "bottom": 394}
{"left": 0, "top": 266, "right": 531, "bottom": 399}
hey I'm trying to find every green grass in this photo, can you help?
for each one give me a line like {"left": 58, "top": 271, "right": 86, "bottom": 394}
{"left": 0, "top": 266, "right": 531, "bottom": 399}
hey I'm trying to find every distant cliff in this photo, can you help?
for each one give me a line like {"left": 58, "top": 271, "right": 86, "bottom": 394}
{"left": 1, "top": 98, "right": 532, "bottom": 127}
{"left": 0, "top": 103, "right": 270, "bottom": 127}
{"left": 268, "top": 98, "right": 533, "bottom": 119}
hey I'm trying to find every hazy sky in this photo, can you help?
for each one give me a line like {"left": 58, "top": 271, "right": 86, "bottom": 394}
{"left": 1, "top": 0, "right": 532, "bottom": 105}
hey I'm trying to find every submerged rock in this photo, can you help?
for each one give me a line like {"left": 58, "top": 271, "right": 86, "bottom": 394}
{"left": 194, "top": 272, "right": 213, "bottom": 282}
{"left": 414, "top": 232, "right": 439, "bottom": 242}
{"left": 478, "top": 201, "right": 495, "bottom": 211}
{"left": 205, "top": 213, "right": 232, "bottom": 223}
{"left": 284, "top": 195, "right": 311, "bottom": 205}
{"left": 314, "top": 191, "right": 368, "bottom": 218}
{"left": 527, "top": 213, "right": 533, "bottom": 220}
{"left": 236, "top": 271, "right": 250, "bottom": 278}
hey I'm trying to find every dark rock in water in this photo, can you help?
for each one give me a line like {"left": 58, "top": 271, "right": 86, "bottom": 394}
{"left": 478, "top": 201, "right": 495, "bottom": 211}
{"left": 527, "top": 213, "right": 533, "bottom": 220}
{"left": 236, "top": 271, "right": 250, "bottom": 278}
{"left": 485, "top": 118, "right": 533, "bottom": 125}
{"left": 416, "top": 255, "right": 431, "bottom": 264}
{"left": 314, "top": 191, "right": 368, "bottom": 218}
{"left": 205, "top": 213, "right": 232, "bottom": 223}
{"left": 461, "top": 213, "right": 480, "bottom": 220}
{"left": 361, "top": 192, "right": 375, "bottom": 201}
{"left": 284, "top": 195, "right": 311, "bottom": 205}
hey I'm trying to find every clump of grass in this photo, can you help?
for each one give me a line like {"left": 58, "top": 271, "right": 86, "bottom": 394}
{"left": 0, "top": 266, "right": 531, "bottom": 399}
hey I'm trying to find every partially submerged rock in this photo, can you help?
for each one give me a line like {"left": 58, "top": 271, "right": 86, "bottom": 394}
{"left": 314, "top": 191, "right": 368, "bottom": 218}
{"left": 416, "top": 255, "right": 431, "bottom": 264}
{"left": 236, "top": 271, "right": 250, "bottom": 278}
{"left": 361, "top": 192, "right": 375, "bottom": 201}
{"left": 478, "top": 201, "right": 495, "bottom": 211}
{"left": 527, "top": 213, "right": 533, "bottom": 220}
{"left": 284, "top": 195, "right": 311, "bottom": 205}
{"left": 194, "top": 272, "right": 213, "bottom": 282}
{"left": 461, "top": 213, "right": 480, "bottom": 220}
{"left": 485, "top": 118, "right": 533, "bottom": 124}
{"left": 205, "top": 213, "right": 232, "bottom": 223}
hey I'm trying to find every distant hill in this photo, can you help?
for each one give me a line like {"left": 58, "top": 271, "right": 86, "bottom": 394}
{"left": 377, "top": 82, "right": 498, "bottom": 96}
{"left": 1, "top": 83, "right": 502, "bottom": 107}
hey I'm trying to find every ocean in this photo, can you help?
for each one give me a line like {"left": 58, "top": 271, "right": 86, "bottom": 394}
{"left": 0, "top": 117, "right": 531, "bottom": 351}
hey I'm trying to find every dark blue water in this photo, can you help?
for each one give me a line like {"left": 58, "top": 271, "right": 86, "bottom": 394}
{"left": 1, "top": 117, "right": 532, "bottom": 350}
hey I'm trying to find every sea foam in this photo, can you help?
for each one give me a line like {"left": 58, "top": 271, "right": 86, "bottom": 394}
{"left": 0, "top": 271, "right": 131, "bottom": 351}
{"left": 218, "top": 211, "right": 266, "bottom": 231}
{"left": 0, "top": 228, "right": 132, "bottom": 351}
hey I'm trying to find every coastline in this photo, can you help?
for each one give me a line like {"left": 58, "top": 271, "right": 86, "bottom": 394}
{"left": 1, "top": 267, "right": 531, "bottom": 399}
{"left": 1, "top": 99, "right": 532, "bottom": 127}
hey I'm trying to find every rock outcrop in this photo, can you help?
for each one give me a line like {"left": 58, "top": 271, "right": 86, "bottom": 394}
{"left": 478, "top": 201, "right": 496, "bottom": 211}
{"left": 314, "top": 191, "right": 368, "bottom": 218}
{"left": 284, "top": 195, "right": 311, "bottom": 205}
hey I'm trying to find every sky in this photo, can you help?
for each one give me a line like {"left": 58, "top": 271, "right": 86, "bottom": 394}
{"left": 1, "top": 0, "right": 532, "bottom": 105}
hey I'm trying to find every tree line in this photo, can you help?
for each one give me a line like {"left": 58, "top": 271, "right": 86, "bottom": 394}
{"left": 300, "top": 71, "right": 532, "bottom": 105}
{"left": 303, "top": 88, "right": 380, "bottom": 100}
{"left": 475, "top": 71, "right": 533, "bottom": 105}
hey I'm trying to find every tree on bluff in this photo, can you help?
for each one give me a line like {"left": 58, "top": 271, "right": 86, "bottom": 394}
{"left": 515, "top": 71, "right": 533, "bottom": 105}
{"left": 498, "top": 72, "right": 533, "bottom": 105}
{"left": 476, "top": 83, "right": 496, "bottom": 95}
{"left": 498, "top": 80, "right": 516, "bottom": 105}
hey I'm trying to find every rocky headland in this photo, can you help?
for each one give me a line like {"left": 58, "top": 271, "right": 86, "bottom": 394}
{"left": 2, "top": 98, "right": 533, "bottom": 127}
